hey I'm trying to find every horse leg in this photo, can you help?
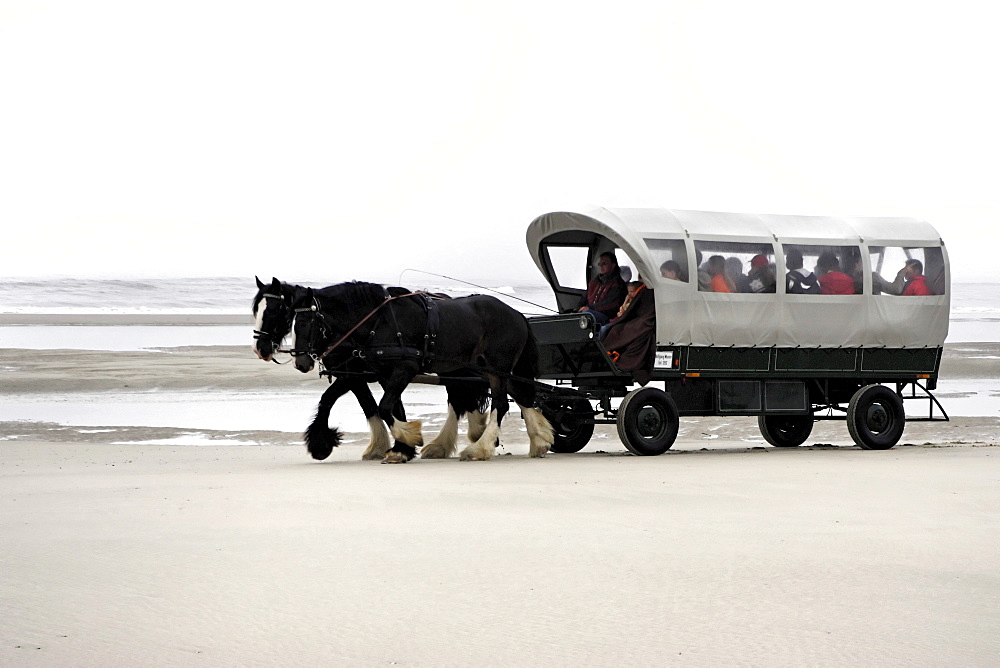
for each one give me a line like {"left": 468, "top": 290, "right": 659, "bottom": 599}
{"left": 509, "top": 379, "right": 553, "bottom": 459}
{"left": 422, "top": 404, "right": 459, "bottom": 459}
{"left": 304, "top": 377, "right": 353, "bottom": 460}
{"left": 516, "top": 402, "right": 554, "bottom": 458}
{"left": 352, "top": 381, "right": 392, "bottom": 461}
{"left": 460, "top": 374, "right": 506, "bottom": 461}
{"left": 466, "top": 409, "right": 488, "bottom": 442}
{"left": 379, "top": 366, "right": 422, "bottom": 464}
{"left": 424, "top": 377, "right": 488, "bottom": 459}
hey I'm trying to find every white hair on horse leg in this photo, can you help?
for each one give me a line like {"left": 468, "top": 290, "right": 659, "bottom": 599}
{"left": 361, "top": 416, "right": 391, "bottom": 460}
{"left": 390, "top": 419, "right": 424, "bottom": 448}
{"left": 466, "top": 410, "right": 488, "bottom": 443}
{"left": 422, "top": 406, "right": 458, "bottom": 459}
{"left": 460, "top": 410, "right": 497, "bottom": 461}
{"left": 519, "top": 405, "right": 553, "bottom": 458}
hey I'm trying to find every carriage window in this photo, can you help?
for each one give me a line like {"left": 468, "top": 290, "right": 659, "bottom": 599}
{"left": 782, "top": 244, "right": 863, "bottom": 295}
{"left": 644, "top": 238, "right": 689, "bottom": 283}
{"left": 869, "top": 246, "right": 945, "bottom": 296}
{"left": 693, "top": 241, "right": 777, "bottom": 293}
{"left": 545, "top": 245, "right": 589, "bottom": 290}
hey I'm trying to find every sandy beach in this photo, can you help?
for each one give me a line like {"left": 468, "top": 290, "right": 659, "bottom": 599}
{"left": 2, "top": 315, "right": 999, "bottom": 665}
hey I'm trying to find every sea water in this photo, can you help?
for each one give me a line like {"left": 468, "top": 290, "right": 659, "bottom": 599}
{"left": 0, "top": 277, "right": 556, "bottom": 439}
{"left": 1, "top": 278, "right": 997, "bottom": 436}
{"left": 1, "top": 278, "right": 997, "bottom": 347}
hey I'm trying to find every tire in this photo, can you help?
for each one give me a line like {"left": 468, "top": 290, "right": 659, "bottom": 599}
{"left": 758, "top": 415, "right": 814, "bottom": 447}
{"left": 540, "top": 396, "right": 595, "bottom": 454}
{"left": 616, "top": 387, "right": 679, "bottom": 456}
{"left": 847, "top": 384, "right": 905, "bottom": 450}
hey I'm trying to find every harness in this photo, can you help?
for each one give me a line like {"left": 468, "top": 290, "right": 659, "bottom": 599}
{"left": 309, "top": 290, "right": 442, "bottom": 374}
{"left": 303, "top": 290, "right": 542, "bottom": 393}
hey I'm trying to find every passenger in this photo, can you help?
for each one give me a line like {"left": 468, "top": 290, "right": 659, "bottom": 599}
{"left": 599, "top": 280, "right": 642, "bottom": 340}
{"left": 659, "top": 260, "right": 682, "bottom": 281}
{"left": 845, "top": 251, "right": 865, "bottom": 294}
{"left": 785, "top": 249, "right": 820, "bottom": 294}
{"left": 707, "top": 255, "right": 735, "bottom": 293}
{"left": 696, "top": 249, "right": 712, "bottom": 291}
{"left": 727, "top": 257, "right": 751, "bottom": 292}
{"left": 603, "top": 280, "right": 657, "bottom": 385}
{"left": 874, "top": 265, "right": 905, "bottom": 295}
{"left": 901, "top": 259, "right": 933, "bottom": 295}
{"left": 576, "top": 251, "right": 627, "bottom": 325}
{"left": 747, "top": 254, "right": 776, "bottom": 293}
{"left": 816, "top": 252, "right": 855, "bottom": 295}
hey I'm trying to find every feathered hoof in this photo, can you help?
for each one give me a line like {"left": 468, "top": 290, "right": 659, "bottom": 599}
{"left": 390, "top": 420, "right": 424, "bottom": 448}
{"left": 381, "top": 442, "right": 417, "bottom": 464}
{"left": 421, "top": 440, "right": 454, "bottom": 459}
{"left": 381, "top": 451, "right": 411, "bottom": 464}
{"left": 459, "top": 443, "right": 494, "bottom": 461}
{"left": 523, "top": 406, "right": 554, "bottom": 459}
{"left": 361, "top": 417, "right": 391, "bottom": 460}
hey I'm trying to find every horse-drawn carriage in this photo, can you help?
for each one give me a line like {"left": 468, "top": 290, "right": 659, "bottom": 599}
{"left": 253, "top": 207, "right": 950, "bottom": 462}
{"left": 527, "top": 207, "right": 951, "bottom": 455}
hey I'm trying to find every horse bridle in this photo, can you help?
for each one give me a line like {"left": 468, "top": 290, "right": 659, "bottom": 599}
{"left": 293, "top": 299, "right": 332, "bottom": 361}
{"left": 253, "top": 292, "right": 296, "bottom": 361}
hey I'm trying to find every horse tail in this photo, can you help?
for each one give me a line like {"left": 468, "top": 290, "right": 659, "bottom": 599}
{"left": 304, "top": 385, "right": 344, "bottom": 460}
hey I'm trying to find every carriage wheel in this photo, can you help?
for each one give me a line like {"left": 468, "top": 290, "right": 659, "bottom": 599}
{"left": 847, "top": 384, "right": 905, "bottom": 450}
{"left": 616, "top": 387, "right": 679, "bottom": 456}
{"left": 540, "top": 396, "right": 595, "bottom": 453}
{"left": 758, "top": 415, "right": 814, "bottom": 447}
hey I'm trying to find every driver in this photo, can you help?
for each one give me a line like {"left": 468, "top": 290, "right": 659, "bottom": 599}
{"left": 576, "top": 251, "right": 627, "bottom": 325}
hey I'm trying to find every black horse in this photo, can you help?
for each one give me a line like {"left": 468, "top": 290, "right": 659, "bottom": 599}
{"left": 292, "top": 281, "right": 553, "bottom": 463}
{"left": 252, "top": 277, "right": 491, "bottom": 461}
{"left": 253, "top": 277, "right": 400, "bottom": 460}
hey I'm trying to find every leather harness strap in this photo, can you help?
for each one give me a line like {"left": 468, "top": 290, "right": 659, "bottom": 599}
{"left": 316, "top": 291, "right": 440, "bottom": 370}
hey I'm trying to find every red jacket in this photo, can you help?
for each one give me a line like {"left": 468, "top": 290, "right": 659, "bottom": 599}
{"left": 902, "top": 275, "right": 932, "bottom": 296}
{"left": 580, "top": 273, "right": 627, "bottom": 319}
{"left": 819, "top": 271, "right": 855, "bottom": 295}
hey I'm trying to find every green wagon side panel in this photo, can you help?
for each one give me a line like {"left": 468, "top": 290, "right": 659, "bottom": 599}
{"left": 530, "top": 315, "right": 596, "bottom": 345}
{"left": 537, "top": 341, "right": 628, "bottom": 377}
{"left": 774, "top": 348, "right": 859, "bottom": 372}
{"left": 861, "top": 348, "right": 940, "bottom": 373}
{"left": 686, "top": 347, "right": 770, "bottom": 372}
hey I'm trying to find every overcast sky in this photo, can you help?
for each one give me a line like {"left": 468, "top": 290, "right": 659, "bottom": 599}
{"left": 1, "top": 0, "right": 997, "bottom": 284}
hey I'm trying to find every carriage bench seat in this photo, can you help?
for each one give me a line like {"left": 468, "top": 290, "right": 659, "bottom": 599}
{"left": 529, "top": 314, "right": 631, "bottom": 381}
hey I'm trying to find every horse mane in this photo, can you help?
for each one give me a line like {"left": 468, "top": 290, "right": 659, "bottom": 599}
{"left": 252, "top": 280, "right": 300, "bottom": 314}
{"left": 314, "top": 281, "right": 395, "bottom": 309}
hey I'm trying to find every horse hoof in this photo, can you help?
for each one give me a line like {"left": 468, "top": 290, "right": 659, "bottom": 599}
{"left": 382, "top": 452, "right": 410, "bottom": 464}
{"left": 421, "top": 442, "right": 452, "bottom": 459}
{"left": 361, "top": 451, "right": 383, "bottom": 461}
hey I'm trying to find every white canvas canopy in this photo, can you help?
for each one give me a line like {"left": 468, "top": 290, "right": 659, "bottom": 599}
{"left": 526, "top": 207, "right": 950, "bottom": 349}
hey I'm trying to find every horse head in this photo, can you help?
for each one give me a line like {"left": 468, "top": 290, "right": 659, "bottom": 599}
{"left": 252, "top": 276, "right": 297, "bottom": 362}
{"left": 291, "top": 287, "right": 326, "bottom": 373}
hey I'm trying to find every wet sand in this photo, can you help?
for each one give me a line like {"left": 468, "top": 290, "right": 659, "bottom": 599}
{"left": 1, "top": 318, "right": 999, "bottom": 664}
